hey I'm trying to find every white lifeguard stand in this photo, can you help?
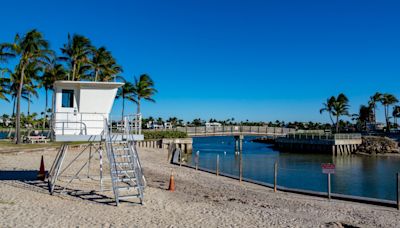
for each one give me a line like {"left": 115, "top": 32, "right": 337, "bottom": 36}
{"left": 48, "top": 80, "right": 146, "bottom": 205}
{"left": 51, "top": 80, "right": 143, "bottom": 142}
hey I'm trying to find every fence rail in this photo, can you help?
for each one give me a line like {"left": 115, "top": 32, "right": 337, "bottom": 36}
{"left": 146, "top": 126, "right": 296, "bottom": 136}
{"left": 285, "top": 133, "right": 362, "bottom": 140}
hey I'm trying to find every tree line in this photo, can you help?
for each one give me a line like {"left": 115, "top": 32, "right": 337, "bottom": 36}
{"left": 320, "top": 92, "right": 399, "bottom": 133}
{"left": 0, "top": 29, "right": 156, "bottom": 143}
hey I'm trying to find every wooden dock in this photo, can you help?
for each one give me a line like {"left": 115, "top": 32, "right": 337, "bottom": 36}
{"left": 275, "top": 133, "right": 362, "bottom": 155}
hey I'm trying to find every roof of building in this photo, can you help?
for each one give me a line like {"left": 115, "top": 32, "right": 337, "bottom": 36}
{"left": 54, "top": 80, "right": 124, "bottom": 89}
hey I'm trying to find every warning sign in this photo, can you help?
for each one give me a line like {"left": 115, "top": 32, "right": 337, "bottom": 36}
{"left": 321, "top": 163, "right": 335, "bottom": 174}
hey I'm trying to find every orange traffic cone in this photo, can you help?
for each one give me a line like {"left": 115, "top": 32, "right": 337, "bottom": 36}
{"left": 168, "top": 170, "right": 175, "bottom": 192}
{"left": 37, "top": 155, "right": 46, "bottom": 181}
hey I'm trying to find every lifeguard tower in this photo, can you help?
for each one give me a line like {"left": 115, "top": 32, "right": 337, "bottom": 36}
{"left": 47, "top": 80, "right": 146, "bottom": 205}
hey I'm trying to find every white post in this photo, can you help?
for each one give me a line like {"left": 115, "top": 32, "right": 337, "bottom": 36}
{"left": 327, "top": 173, "right": 331, "bottom": 201}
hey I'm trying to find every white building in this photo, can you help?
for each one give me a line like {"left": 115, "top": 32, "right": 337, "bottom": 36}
{"left": 205, "top": 122, "right": 222, "bottom": 127}
{"left": 52, "top": 81, "right": 143, "bottom": 142}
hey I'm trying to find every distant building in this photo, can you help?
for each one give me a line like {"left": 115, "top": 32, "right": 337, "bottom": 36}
{"left": 205, "top": 122, "right": 222, "bottom": 127}
{"left": 0, "top": 118, "right": 12, "bottom": 127}
{"left": 146, "top": 121, "right": 172, "bottom": 129}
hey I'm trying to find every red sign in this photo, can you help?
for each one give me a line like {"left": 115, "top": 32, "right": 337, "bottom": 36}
{"left": 321, "top": 163, "right": 335, "bottom": 174}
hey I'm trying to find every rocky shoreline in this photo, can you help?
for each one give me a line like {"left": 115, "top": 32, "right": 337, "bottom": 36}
{"left": 355, "top": 136, "right": 400, "bottom": 155}
{"left": 253, "top": 135, "right": 400, "bottom": 155}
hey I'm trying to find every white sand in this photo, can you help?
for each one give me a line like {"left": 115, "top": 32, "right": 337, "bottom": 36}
{"left": 1, "top": 146, "right": 399, "bottom": 227}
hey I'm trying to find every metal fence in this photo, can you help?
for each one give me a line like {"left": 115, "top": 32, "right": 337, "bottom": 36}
{"left": 169, "top": 126, "right": 297, "bottom": 136}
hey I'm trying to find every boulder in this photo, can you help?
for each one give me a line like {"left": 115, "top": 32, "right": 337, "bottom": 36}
{"left": 356, "top": 136, "right": 400, "bottom": 154}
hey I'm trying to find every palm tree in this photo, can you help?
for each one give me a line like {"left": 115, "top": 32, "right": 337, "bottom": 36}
{"left": 320, "top": 96, "right": 336, "bottom": 126}
{"left": 352, "top": 105, "right": 371, "bottom": 131}
{"left": 380, "top": 93, "right": 398, "bottom": 132}
{"left": 41, "top": 61, "right": 66, "bottom": 112}
{"left": 25, "top": 83, "right": 39, "bottom": 115}
{"left": 167, "top": 117, "right": 178, "bottom": 127}
{"left": 24, "top": 62, "right": 42, "bottom": 115}
{"left": 9, "top": 70, "right": 32, "bottom": 116}
{"left": 0, "top": 68, "right": 11, "bottom": 102}
{"left": 392, "top": 106, "right": 400, "bottom": 127}
{"left": 4, "top": 29, "right": 51, "bottom": 143}
{"left": 368, "top": 92, "right": 382, "bottom": 124}
{"left": 132, "top": 74, "right": 157, "bottom": 115}
{"left": 116, "top": 82, "right": 135, "bottom": 117}
{"left": 0, "top": 44, "right": 15, "bottom": 63}
{"left": 0, "top": 77, "right": 10, "bottom": 101}
{"left": 156, "top": 117, "right": 164, "bottom": 125}
{"left": 60, "top": 33, "right": 92, "bottom": 81}
{"left": 0, "top": 45, "right": 14, "bottom": 102}
{"left": 90, "top": 46, "right": 122, "bottom": 82}
{"left": 321, "top": 93, "right": 350, "bottom": 133}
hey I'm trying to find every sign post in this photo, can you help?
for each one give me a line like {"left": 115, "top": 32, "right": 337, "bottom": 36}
{"left": 321, "top": 163, "right": 335, "bottom": 201}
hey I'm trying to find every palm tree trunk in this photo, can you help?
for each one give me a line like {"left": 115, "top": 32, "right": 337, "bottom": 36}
{"left": 136, "top": 99, "right": 141, "bottom": 115}
{"left": 95, "top": 69, "right": 99, "bottom": 82}
{"left": 121, "top": 97, "right": 125, "bottom": 118}
{"left": 28, "top": 93, "right": 30, "bottom": 115}
{"left": 136, "top": 99, "right": 141, "bottom": 131}
{"left": 72, "top": 62, "right": 76, "bottom": 81}
{"left": 385, "top": 105, "right": 390, "bottom": 133}
{"left": 12, "top": 98, "right": 16, "bottom": 116}
{"left": 329, "top": 113, "right": 334, "bottom": 126}
{"left": 45, "top": 88, "right": 48, "bottom": 113}
{"left": 15, "top": 64, "right": 26, "bottom": 144}
{"left": 335, "top": 115, "right": 339, "bottom": 133}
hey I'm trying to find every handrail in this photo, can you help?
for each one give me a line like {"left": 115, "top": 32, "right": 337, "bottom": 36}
{"left": 52, "top": 112, "right": 142, "bottom": 136}
{"left": 53, "top": 121, "right": 88, "bottom": 135}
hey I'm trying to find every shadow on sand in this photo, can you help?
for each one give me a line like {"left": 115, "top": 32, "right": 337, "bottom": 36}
{"left": 0, "top": 170, "right": 140, "bottom": 206}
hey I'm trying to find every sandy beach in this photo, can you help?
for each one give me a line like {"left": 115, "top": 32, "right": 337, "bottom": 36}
{"left": 1, "top": 146, "right": 399, "bottom": 227}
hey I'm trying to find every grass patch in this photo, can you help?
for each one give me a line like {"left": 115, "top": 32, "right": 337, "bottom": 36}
{"left": 143, "top": 130, "right": 188, "bottom": 140}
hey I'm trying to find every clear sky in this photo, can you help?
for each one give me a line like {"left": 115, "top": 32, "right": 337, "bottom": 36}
{"left": 0, "top": 0, "right": 399, "bottom": 123}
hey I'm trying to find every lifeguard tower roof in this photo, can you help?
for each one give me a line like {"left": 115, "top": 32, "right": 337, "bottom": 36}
{"left": 52, "top": 80, "right": 143, "bottom": 142}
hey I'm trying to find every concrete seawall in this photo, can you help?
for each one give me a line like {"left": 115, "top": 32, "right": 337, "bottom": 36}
{"left": 275, "top": 134, "right": 362, "bottom": 155}
{"left": 137, "top": 138, "right": 193, "bottom": 154}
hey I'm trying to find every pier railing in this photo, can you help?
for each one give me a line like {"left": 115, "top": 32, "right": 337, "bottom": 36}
{"left": 149, "top": 126, "right": 297, "bottom": 136}
{"left": 286, "top": 133, "right": 362, "bottom": 140}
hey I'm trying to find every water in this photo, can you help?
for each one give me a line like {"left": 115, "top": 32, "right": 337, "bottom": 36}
{"left": 190, "top": 136, "right": 400, "bottom": 201}
{"left": 0, "top": 131, "right": 8, "bottom": 139}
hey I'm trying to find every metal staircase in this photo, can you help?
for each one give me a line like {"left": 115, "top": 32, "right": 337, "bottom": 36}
{"left": 104, "top": 119, "right": 146, "bottom": 205}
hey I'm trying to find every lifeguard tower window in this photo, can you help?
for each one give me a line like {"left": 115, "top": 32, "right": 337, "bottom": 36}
{"left": 61, "top": 90, "right": 74, "bottom": 108}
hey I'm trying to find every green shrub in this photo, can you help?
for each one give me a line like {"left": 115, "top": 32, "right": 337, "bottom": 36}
{"left": 143, "top": 130, "right": 188, "bottom": 140}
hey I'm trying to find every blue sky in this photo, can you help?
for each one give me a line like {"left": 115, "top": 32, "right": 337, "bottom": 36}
{"left": 0, "top": 0, "right": 399, "bottom": 123}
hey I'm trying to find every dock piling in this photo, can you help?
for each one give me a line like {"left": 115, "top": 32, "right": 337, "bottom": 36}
{"left": 274, "top": 161, "right": 278, "bottom": 192}
{"left": 397, "top": 173, "right": 399, "bottom": 210}
{"left": 195, "top": 151, "right": 199, "bottom": 171}
{"left": 216, "top": 154, "right": 219, "bottom": 176}
{"left": 327, "top": 173, "right": 331, "bottom": 201}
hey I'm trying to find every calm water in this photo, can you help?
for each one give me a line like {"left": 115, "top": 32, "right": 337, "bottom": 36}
{"left": 0, "top": 131, "right": 8, "bottom": 139}
{"left": 190, "top": 136, "right": 400, "bottom": 201}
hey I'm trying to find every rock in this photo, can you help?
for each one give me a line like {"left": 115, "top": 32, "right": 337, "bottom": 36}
{"left": 356, "top": 136, "right": 399, "bottom": 155}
